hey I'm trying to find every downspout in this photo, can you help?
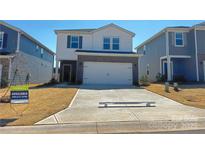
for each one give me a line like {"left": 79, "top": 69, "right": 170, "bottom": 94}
{"left": 194, "top": 27, "right": 199, "bottom": 82}
{"left": 8, "top": 31, "right": 21, "bottom": 82}
{"left": 165, "top": 30, "right": 171, "bottom": 81}
{"left": 16, "top": 31, "right": 21, "bottom": 52}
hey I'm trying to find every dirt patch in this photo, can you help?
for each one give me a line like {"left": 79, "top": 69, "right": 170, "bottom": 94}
{"left": 0, "top": 84, "right": 78, "bottom": 126}
{"left": 146, "top": 83, "right": 205, "bottom": 109}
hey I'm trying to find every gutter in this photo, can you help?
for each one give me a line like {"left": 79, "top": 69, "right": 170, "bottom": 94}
{"left": 75, "top": 51, "right": 142, "bottom": 57}
{"left": 194, "top": 27, "right": 199, "bottom": 81}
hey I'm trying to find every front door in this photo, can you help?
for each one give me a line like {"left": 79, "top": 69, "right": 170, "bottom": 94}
{"left": 163, "top": 61, "right": 173, "bottom": 81}
{"left": 62, "top": 64, "right": 72, "bottom": 82}
{"left": 163, "top": 61, "right": 168, "bottom": 79}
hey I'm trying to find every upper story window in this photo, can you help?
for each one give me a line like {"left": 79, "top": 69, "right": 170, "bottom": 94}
{"left": 103, "top": 37, "right": 110, "bottom": 50}
{"left": 71, "top": 36, "right": 79, "bottom": 48}
{"left": 36, "top": 45, "right": 39, "bottom": 51}
{"left": 112, "top": 37, "right": 119, "bottom": 50}
{"left": 175, "top": 32, "right": 184, "bottom": 47}
{"left": 103, "top": 37, "right": 120, "bottom": 50}
{"left": 67, "top": 35, "right": 82, "bottom": 49}
{"left": 0, "top": 32, "right": 4, "bottom": 49}
{"left": 143, "top": 45, "right": 146, "bottom": 55}
{"left": 41, "top": 48, "right": 44, "bottom": 58}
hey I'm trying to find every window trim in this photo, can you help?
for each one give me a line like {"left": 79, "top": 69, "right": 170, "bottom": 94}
{"left": 0, "top": 32, "right": 4, "bottom": 49}
{"left": 103, "top": 37, "right": 111, "bottom": 50}
{"left": 112, "top": 37, "right": 120, "bottom": 50}
{"left": 175, "top": 32, "right": 184, "bottom": 47}
{"left": 70, "top": 35, "right": 79, "bottom": 49}
{"left": 103, "top": 36, "right": 120, "bottom": 50}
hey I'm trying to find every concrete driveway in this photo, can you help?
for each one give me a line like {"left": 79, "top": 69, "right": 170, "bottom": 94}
{"left": 37, "top": 85, "right": 205, "bottom": 126}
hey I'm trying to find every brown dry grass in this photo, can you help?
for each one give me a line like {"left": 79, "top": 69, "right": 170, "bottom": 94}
{"left": 0, "top": 84, "right": 78, "bottom": 126}
{"left": 146, "top": 83, "right": 205, "bottom": 109}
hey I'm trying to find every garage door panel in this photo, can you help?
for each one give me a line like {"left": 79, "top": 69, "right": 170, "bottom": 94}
{"left": 83, "top": 62, "right": 133, "bottom": 85}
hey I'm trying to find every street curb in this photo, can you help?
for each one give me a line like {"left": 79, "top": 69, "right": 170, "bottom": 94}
{"left": 2, "top": 118, "right": 205, "bottom": 134}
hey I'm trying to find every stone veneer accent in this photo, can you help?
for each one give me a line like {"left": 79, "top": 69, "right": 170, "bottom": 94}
{"left": 0, "top": 58, "right": 10, "bottom": 83}
{"left": 76, "top": 55, "right": 139, "bottom": 85}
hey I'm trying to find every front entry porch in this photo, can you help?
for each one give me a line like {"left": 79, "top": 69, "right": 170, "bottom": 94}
{"left": 55, "top": 60, "right": 77, "bottom": 83}
{"left": 160, "top": 56, "right": 196, "bottom": 82}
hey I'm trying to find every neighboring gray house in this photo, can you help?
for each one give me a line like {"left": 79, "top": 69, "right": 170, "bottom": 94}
{"left": 0, "top": 21, "right": 55, "bottom": 86}
{"left": 55, "top": 23, "right": 140, "bottom": 85}
{"left": 136, "top": 22, "right": 205, "bottom": 82}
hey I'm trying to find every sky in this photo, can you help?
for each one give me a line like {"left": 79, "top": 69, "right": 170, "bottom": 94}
{"left": 5, "top": 20, "right": 203, "bottom": 52}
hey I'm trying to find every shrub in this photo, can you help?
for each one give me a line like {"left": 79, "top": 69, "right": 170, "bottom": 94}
{"left": 41, "top": 78, "right": 59, "bottom": 87}
{"left": 139, "top": 75, "right": 150, "bottom": 86}
{"left": 49, "top": 78, "right": 59, "bottom": 84}
{"left": 156, "top": 73, "right": 166, "bottom": 82}
{"left": 173, "top": 75, "right": 186, "bottom": 82}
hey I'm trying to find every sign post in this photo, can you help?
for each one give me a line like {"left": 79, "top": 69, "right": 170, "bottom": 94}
{"left": 10, "top": 84, "right": 29, "bottom": 104}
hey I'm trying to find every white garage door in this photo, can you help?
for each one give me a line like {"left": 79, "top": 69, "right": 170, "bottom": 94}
{"left": 83, "top": 62, "right": 133, "bottom": 85}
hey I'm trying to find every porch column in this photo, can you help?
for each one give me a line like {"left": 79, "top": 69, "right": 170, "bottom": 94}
{"left": 167, "top": 57, "right": 171, "bottom": 81}
{"left": 55, "top": 59, "right": 60, "bottom": 81}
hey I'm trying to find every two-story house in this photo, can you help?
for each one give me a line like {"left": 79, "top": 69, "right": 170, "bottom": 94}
{"left": 136, "top": 22, "right": 205, "bottom": 83}
{"left": 55, "top": 23, "right": 140, "bottom": 85}
{"left": 0, "top": 21, "right": 55, "bottom": 86}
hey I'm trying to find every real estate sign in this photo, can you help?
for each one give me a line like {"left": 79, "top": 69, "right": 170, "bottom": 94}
{"left": 10, "top": 84, "right": 29, "bottom": 104}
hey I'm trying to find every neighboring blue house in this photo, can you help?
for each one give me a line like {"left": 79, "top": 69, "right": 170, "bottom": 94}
{"left": 0, "top": 21, "right": 55, "bottom": 86}
{"left": 136, "top": 22, "right": 205, "bottom": 83}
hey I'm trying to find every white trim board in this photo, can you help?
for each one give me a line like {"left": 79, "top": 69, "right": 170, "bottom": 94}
{"left": 160, "top": 55, "right": 191, "bottom": 59}
{"left": 76, "top": 52, "right": 142, "bottom": 57}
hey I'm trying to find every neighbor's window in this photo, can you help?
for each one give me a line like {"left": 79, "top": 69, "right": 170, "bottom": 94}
{"left": 146, "top": 64, "right": 150, "bottom": 75}
{"left": 143, "top": 45, "right": 146, "bottom": 55}
{"left": 71, "top": 36, "right": 79, "bottom": 48}
{"left": 112, "top": 37, "right": 120, "bottom": 50}
{"left": 175, "top": 32, "right": 184, "bottom": 46}
{"left": 103, "top": 37, "right": 110, "bottom": 49}
{"left": 36, "top": 45, "right": 39, "bottom": 51}
{"left": 0, "top": 32, "right": 4, "bottom": 49}
{"left": 41, "top": 48, "right": 44, "bottom": 58}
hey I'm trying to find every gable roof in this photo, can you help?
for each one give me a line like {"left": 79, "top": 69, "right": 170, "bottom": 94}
{"left": 136, "top": 21, "right": 205, "bottom": 50}
{"left": 135, "top": 28, "right": 167, "bottom": 50}
{"left": 92, "top": 23, "right": 135, "bottom": 36}
{"left": 0, "top": 21, "right": 55, "bottom": 55}
{"left": 193, "top": 21, "right": 205, "bottom": 27}
{"left": 55, "top": 23, "right": 135, "bottom": 37}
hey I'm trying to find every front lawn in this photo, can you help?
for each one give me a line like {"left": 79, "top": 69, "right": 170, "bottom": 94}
{"left": 0, "top": 84, "right": 78, "bottom": 126}
{"left": 146, "top": 83, "right": 205, "bottom": 109}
